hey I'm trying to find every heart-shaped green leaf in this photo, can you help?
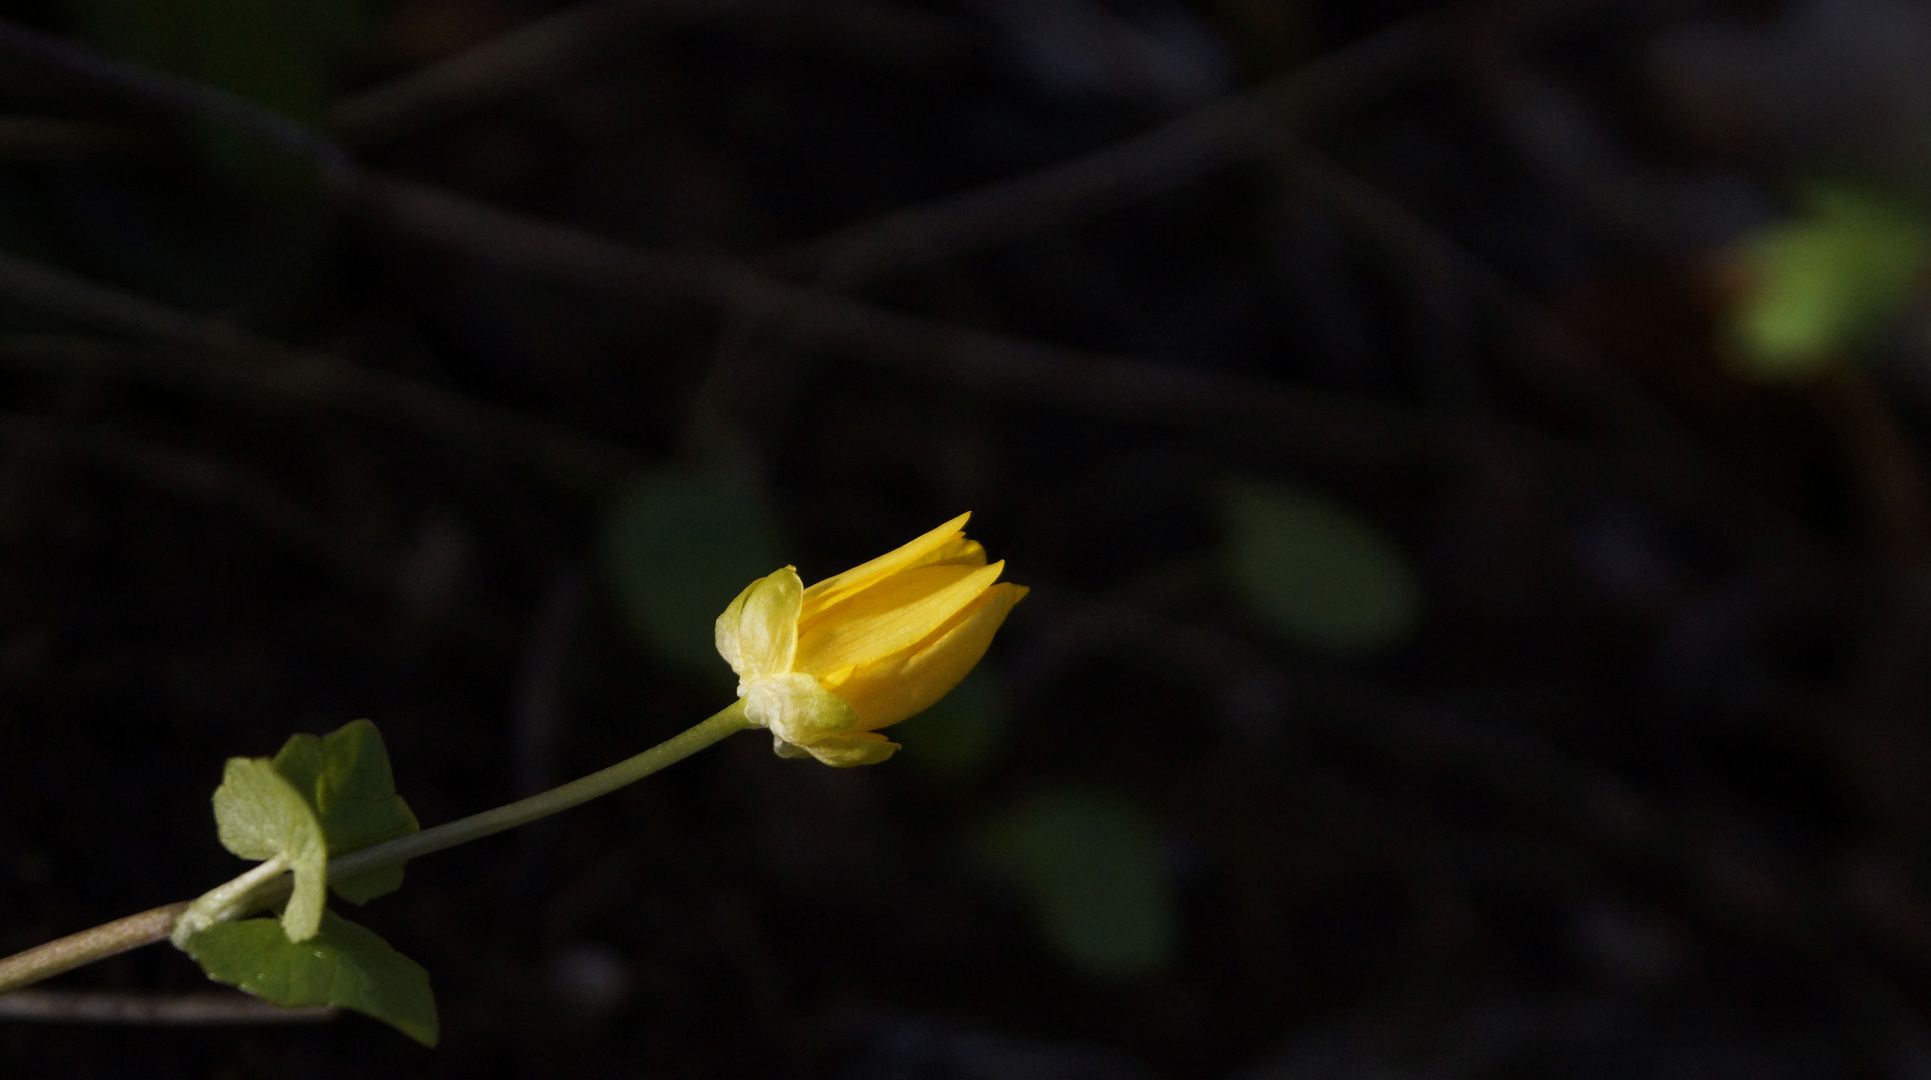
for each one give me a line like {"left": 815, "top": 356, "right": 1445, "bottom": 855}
{"left": 187, "top": 910, "right": 438, "bottom": 1046}
{"left": 271, "top": 719, "right": 419, "bottom": 903}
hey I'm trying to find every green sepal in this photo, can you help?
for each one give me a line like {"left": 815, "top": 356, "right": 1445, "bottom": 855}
{"left": 212, "top": 757, "right": 328, "bottom": 941}
{"left": 271, "top": 719, "right": 419, "bottom": 903}
{"left": 187, "top": 911, "right": 439, "bottom": 1047}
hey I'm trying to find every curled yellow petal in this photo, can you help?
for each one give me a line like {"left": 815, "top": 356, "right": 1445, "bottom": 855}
{"left": 800, "top": 512, "right": 971, "bottom": 612}
{"left": 831, "top": 581, "right": 1027, "bottom": 730}
{"left": 797, "top": 561, "right": 1006, "bottom": 675}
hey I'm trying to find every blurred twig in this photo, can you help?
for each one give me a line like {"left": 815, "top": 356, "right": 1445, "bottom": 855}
{"left": 0, "top": 410, "right": 396, "bottom": 591}
{"left": 0, "top": 989, "right": 333, "bottom": 1024}
{"left": 331, "top": 0, "right": 971, "bottom": 145}
{"left": 0, "top": 12, "right": 1555, "bottom": 475}
{"left": 0, "top": 246, "right": 639, "bottom": 492}
{"left": 1267, "top": 139, "right": 1801, "bottom": 548}
{"left": 333, "top": 171, "right": 1436, "bottom": 466}
{"left": 0, "top": 116, "right": 155, "bottom": 161}
{"left": 767, "top": 0, "right": 1619, "bottom": 289}
{"left": 332, "top": 0, "right": 670, "bottom": 145}
{"left": 513, "top": 566, "right": 590, "bottom": 798}
{"left": 0, "top": 20, "right": 348, "bottom": 174}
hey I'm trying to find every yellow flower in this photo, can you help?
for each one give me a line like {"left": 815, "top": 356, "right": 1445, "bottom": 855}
{"left": 715, "top": 513, "right": 1027, "bottom": 766}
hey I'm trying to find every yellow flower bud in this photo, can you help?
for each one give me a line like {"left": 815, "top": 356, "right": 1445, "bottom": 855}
{"left": 715, "top": 513, "right": 1027, "bottom": 766}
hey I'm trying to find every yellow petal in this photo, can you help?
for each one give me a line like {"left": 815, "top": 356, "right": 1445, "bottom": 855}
{"left": 909, "top": 537, "right": 987, "bottom": 571}
{"left": 800, "top": 512, "right": 971, "bottom": 612}
{"left": 714, "top": 567, "right": 801, "bottom": 682}
{"left": 833, "top": 582, "right": 1027, "bottom": 730}
{"left": 796, "top": 561, "right": 1005, "bottom": 675}
{"left": 798, "top": 536, "right": 985, "bottom": 639}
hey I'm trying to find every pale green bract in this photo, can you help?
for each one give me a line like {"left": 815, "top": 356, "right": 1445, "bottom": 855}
{"left": 212, "top": 757, "right": 329, "bottom": 942}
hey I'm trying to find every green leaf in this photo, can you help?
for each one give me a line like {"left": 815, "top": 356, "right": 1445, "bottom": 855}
{"left": 271, "top": 719, "right": 419, "bottom": 904}
{"left": 1725, "top": 184, "right": 1931, "bottom": 381}
{"left": 601, "top": 469, "right": 785, "bottom": 676}
{"left": 899, "top": 670, "right": 1010, "bottom": 782}
{"left": 187, "top": 911, "right": 438, "bottom": 1047}
{"left": 212, "top": 757, "right": 327, "bottom": 942}
{"left": 63, "top": 0, "right": 368, "bottom": 327}
{"left": 978, "top": 788, "right": 1177, "bottom": 979}
{"left": 67, "top": 0, "right": 368, "bottom": 123}
{"left": 1219, "top": 478, "right": 1421, "bottom": 654}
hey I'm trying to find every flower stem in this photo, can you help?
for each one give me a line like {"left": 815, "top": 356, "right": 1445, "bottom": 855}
{"left": 0, "top": 701, "right": 752, "bottom": 995}
{"left": 0, "top": 903, "right": 190, "bottom": 995}
{"left": 331, "top": 699, "right": 750, "bottom": 882}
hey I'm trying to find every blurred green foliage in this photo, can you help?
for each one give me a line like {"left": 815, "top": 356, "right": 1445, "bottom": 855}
{"left": 977, "top": 787, "right": 1177, "bottom": 978}
{"left": 1724, "top": 184, "right": 1931, "bottom": 381}
{"left": 600, "top": 469, "right": 786, "bottom": 681}
{"left": 1219, "top": 478, "right": 1420, "bottom": 654}
{"left": 65, "top": 0, "right": 367, "bottom": 123}
{"left": 897, "top": 670, "right": 1010, "bottom": 782}
{"left": 53, "top": 0, "right": 370, "bottom": 325}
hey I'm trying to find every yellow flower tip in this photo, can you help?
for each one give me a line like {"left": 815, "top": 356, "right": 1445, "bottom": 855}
{"left": 717, "top": 515, "right": 1025, "bottom": 766}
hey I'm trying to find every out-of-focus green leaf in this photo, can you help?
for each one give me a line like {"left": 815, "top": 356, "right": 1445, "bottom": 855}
{"left": 211, "top": 756, "right": 328, "bottom": 942}
{"left": 1219, "top": 478, "right": 1420, "bottom": 653}
{"left": 62, "top": 0, "right": 367, "bottom": 326}
{"left": 65, "top": 0, "right": 367, "bottom": 122}
{"left": 978, "top": 787, "right": 1177, "bottom": 978}
{"left": 271, "top": 719, "right": 418, "bottom": 904}
{"left": 899, "top": 670, "right": 1009, "bottom": 782}
{"left": 187, "top": 911, "right": 438, "bottom": 1046}
{"left": 1725, "top": 185, "right": 1931, "bottom": 381}
{"left": 601, "top": 469, "right": 785, "bottom": 677}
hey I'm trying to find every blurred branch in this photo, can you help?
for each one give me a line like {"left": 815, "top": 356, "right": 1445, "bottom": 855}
{"left": 330, "top": 0, "right": 972, "bottom": 145}
{"left": 0, "top": 20, "right": 348, "bottom": 175}
{"left": 0, "top": 247, "right": 639, "bottom": 492}
{"left": 333, "top": 171, "right": 1436, "bottom": 466}
{"left": 0, "top": 989, "right": 333, "bottom": 1024}
{"left": 0, "top": 10, "right": 1567, "bottom": 477}
{"left": 1265, "top": 140, "right": 1796, "bottom": 546}
{"left": 0, "top": 411, "right": 397, "bottom": 591}
{"left": 767, "top": 0, "right": 1619, "bottom": 289}
{"left": 331, "top": 0, "right": 669, "bottom": 145}
{"left": 1018, "top": 589, "right": 1883, "bottom": 971}
{"left": 0, "top": 116, "right": 156, "bottom": 162}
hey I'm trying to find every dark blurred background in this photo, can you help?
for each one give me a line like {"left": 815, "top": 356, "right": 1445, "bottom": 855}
{"left": 8, "top": 0, "right": 1931, "bottom": 1075}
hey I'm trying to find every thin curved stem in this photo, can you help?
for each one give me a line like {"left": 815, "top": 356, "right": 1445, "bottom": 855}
{"left": 0, "top": 701, "right": 752, "bottom": 995}
{"left": 332, "top": 699, "right": 749, "bottom": 881}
